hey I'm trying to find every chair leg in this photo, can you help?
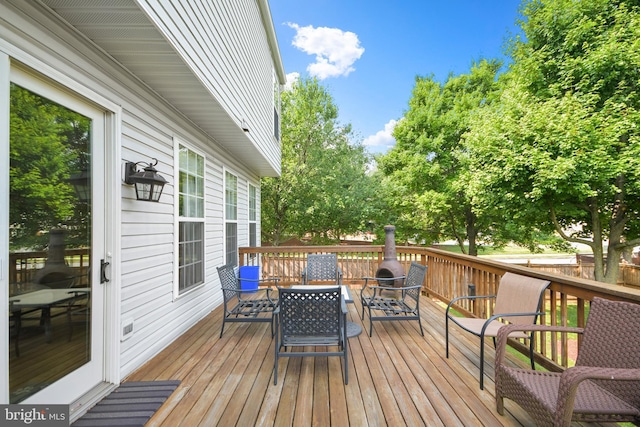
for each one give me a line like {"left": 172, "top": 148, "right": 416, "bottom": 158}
{"left": 479, "top": 335, "right": 485, "bottom": 390}
{"left": 417, "top": 315, "right": 424, "bottom": 336}
{"left": 445, "top": 316, "right": 449, "bottom": 358}
{"left": 529, "top": 335, "right": 536, "bottom": 370}
{"left": 220, "top": 318, "right": 226, "bottom": 338}
{"left": 496, "top": 394, "right": 505, "bottom": 415}
{"left": 344, "top": 326, "right": 349, "bottom": 385}
{"left": 273, "top": 351, "right": 278, "bottom": 385}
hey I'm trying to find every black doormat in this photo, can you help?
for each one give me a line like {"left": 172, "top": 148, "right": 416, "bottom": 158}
{"left": 72, "top": 380, "right": 180, "bottom": 427}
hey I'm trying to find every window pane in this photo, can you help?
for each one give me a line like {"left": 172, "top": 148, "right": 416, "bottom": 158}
{"left": 178, "top": 221, "right": 204, "bottom": 292}
{"left": 249, "top": 223, "right": 257, "bottom": 247}
{"left": 225, "top": 222, "right": 238, "bottom": 266}
{"left": 178, "top": 144, "right": 204, "bottom": 219}
{"left": 249, "top": 185, "right": 257, "bottom": 221}
{"left": 225, "top": 172, "right": 237, "bottom": 220}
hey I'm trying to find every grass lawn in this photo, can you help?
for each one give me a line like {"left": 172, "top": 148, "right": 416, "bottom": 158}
{"left": 433, "top": 243, "right": 590, "bottom": 257}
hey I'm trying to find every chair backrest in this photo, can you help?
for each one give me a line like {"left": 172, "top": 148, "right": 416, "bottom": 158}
{"left": 305, "top": 254, "right": 339, "bottom": 283}
{"left": 278, "top": 287, "right": 342, "bottom": 338}
{"left": 403, "top": 262, "right": 427, "bottom": 302}
{"left": 575, "top": 297, "right": 640, "bottom": 408}
{"left": 493, "top": 273, "right": 550, "bottom": 325}
{"left": 217, "top": 263, "right": 239, "bottom": 302}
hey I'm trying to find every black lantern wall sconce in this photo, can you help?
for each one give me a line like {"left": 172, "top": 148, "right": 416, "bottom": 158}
{"left": 124, "top": 158, "right": 168, "bottom": 202}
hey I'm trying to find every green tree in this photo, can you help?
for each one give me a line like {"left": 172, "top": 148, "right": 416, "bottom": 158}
{"left": 10, "top": 83, "right": 90, "bottom": 250}
{"left": 261, "top": 77, "right": 378, "bottom": 245}
{"left": 376, "top": 60, "right": 504, "bottom": 254}
{"left": 466, "top": 0, "right": 640, "bottom": 282}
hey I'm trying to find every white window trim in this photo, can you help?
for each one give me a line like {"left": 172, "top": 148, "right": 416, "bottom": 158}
{"left": 248, "top": 182, "right": 258, "bottom": 246}
{"left": 173, "top": 138, "right": 206, "bottom": 299}
{"left": 223, "top": 167, "right": 239, "bottom": 266}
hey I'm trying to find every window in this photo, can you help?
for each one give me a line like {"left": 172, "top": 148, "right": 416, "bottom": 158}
{"left": 178, "top": 144, "right": 205, "bottom": 294}
{"left": 225, "top": 171, "right": 238, "bottom": 265}
{"left": 249, "top": 184, "right": 257, "bottom": 248}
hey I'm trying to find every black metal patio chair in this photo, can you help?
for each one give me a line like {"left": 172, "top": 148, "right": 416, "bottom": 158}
{"left": 361, "top": 261, "right": 427, "bottom": 337}
{"left": 301, "top": 253, "right": 343, "bottom": 285}
{"left": 273, "top": 287, "right": 348, "bottom": 385}
{"left": 217, "top": 263, "right": 279, "bottom": 338}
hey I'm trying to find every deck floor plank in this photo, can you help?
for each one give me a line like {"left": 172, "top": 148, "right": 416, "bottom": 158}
{"left": 126, "top": 289, "right": 613, "bottom": 426}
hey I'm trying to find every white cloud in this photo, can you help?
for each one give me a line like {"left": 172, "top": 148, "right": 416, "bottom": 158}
{"left": 287, "top": 23, "right": 364, "bottom": 80}
{"left": 363, "top": 119, "right": 398, "bottom": 153}
{"left": 284, "top": 72, "right": 300, "bottom": 91}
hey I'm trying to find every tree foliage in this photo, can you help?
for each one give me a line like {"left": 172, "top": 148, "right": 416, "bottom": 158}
{"left": 375, "top": 60, "right": 504, "bottom": 253}
{"left": 261, "top": 77, "right": 378, "bottom": 245}
{"left": 465, "top": 0, "right": 640, "bottom": 282}
{"left": 10, "top": 83, "right": 90, "bottom": 250}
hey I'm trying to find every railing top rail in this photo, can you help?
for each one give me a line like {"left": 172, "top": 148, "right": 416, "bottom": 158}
{"left": 240, "top": 245, "right": 640, "bottom": 304}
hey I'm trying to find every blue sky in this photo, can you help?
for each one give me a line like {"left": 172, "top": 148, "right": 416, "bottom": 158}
{"left": 269, "top": 0, "right": 524, "bottom": 154}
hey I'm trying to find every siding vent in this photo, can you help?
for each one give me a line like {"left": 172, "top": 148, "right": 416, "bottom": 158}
{"left": 122, "top": 319, "right": 134, "bottom": 341}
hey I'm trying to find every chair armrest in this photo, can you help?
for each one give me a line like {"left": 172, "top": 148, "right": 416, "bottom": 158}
{"left": 555, "top": 366, "right": 640, "bottom": 426}
{"left": 222, "top": 285, "right": 276, "bottom": 299}
{"left": 362, "top": 275, "right": 406, "bottom": 282}
{"left": 362, "top": 275, "right": 406, "bottom": 291}
{"left": 238, "top": 277, "right": 280, "bottom": 285}
{"left": 495, "top": 324, "right": 584, "bottom": 366}
{"left": 446, "top": 294, "right": 496, "bottom": 316}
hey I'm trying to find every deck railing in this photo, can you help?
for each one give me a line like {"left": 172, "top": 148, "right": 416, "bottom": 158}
{"left": 9, "top": 248, "right": 90, "bottom": 295}
{"left": 240, "top": 245, "right": 640, "bottom": 371}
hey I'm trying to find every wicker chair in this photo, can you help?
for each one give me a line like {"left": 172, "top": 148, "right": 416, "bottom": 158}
{"left": 217, "top": 263, "right": 278, "bottom": 338}
{"left": 495, "top": 297, "right": 640, "bottom": 426}
{"left": 445, "top": 272, "right": 550, "bottom": 389}
{"left": 361, "top": 262, "right": 427, "bottom": 337}
{"left": 301, "top": 253, "right": 343, "bottom": 285}
{"left": 273, "top": 287, "right": 348, "bottom": 385}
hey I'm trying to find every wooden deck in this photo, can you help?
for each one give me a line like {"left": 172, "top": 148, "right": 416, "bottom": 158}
{"left": 125, "top": 289, "right": 602, "bottom": 427}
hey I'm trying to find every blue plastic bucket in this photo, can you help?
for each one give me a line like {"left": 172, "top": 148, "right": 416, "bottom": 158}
{"left": 239, "top": 266, "right": 260, "bottom": 291}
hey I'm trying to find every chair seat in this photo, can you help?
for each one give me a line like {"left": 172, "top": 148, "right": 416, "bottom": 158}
{"left": 282, "top": 335, "right": 342, "bottom": 347}
{"left": 450, "top": 317, "right": 530, "bottom": 339}
{"left": 364, "top": 296, "right": 417, "bottom": 315}
{"left": 501, "top": 367, "right": 640, "bottom": 419}
{"left": 229, "top": 298, "right": 276, "bottom": 317}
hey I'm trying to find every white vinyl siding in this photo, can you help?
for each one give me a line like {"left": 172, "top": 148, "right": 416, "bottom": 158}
{"left": 0, "top": 0, "right": 280, "bottom": 408}
{"left": 134, "top": 0, "right": 283, "bottom": 175}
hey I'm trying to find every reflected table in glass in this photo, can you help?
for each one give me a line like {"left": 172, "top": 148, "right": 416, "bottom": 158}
{"left": 9, "top": 288, "right": 90, "bottom": 342}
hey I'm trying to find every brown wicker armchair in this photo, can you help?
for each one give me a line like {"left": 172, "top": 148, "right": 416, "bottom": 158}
{"left": 495, "top": 297, "right": 640, "bottom": 427}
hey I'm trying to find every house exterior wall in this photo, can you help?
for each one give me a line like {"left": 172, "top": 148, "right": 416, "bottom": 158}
{"left": 135, "top": 0, "right": 283, "bottom": 172}
{"left": 0, "top": 0, "right": 282, "bottom": 407}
